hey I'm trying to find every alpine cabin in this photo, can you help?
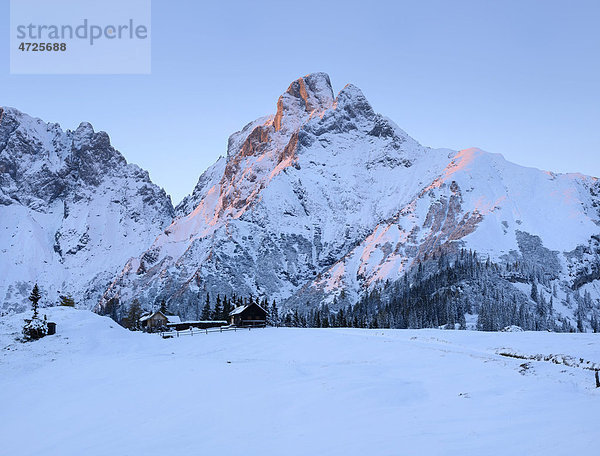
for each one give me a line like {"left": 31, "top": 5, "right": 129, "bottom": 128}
{"left": 139, "top": 311, "right": 181, "bottom": 332}
{"left": 229, "top": 303, "right": 267, "bottom": 327}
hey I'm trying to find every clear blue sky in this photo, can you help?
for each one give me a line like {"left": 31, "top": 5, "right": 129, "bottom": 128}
{"left": 2, "top": 0, "right": 599, "bottom": 204}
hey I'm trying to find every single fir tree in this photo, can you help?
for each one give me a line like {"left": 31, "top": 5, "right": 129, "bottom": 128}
{"left": 29, "top": 284, "right": 42, "bottom": 318}
{"left": 125, "top": 300, "right": 143, "bottom": 330}
{"left": 530, "top": 281, "right": 538, "bottom": 303}
{"left": 23, "top": 284, "right": 47, "bottom": 341}
{"left": 222, "top": 296, "right": 232, "bottom": 321}
{"left": 270, "top": 300, "right": 279, "bottom": 326}
{"left": 201, "top": 293, "right": 211, "bottom": 320}
{"left": 213, "top": 295, "right": 223, "bottom": 320}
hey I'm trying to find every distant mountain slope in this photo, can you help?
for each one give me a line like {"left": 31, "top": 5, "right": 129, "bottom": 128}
{"left": 99, "top": 73, "right": 600, "bottom": 329}
{"left": 0, "top": 107, "right": 174, "bottom": 311}
{"left": 303, "top": 148, "right": 600, "bottom": 303}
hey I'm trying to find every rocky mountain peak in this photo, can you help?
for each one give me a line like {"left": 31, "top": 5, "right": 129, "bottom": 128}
{"left": 274, "top": 72, "right": 335, "bottom": 131}
{"left": 68, "top": 122, "right": 121, "bottom": 173}
{"left": 73, "top": 121, "right": 95, "bottom": 143}
{"left": 334, "top": 84, "right": 375, "bottom": 120}
{"left": 0, "top": 106, "right": 21, "bottom": 126}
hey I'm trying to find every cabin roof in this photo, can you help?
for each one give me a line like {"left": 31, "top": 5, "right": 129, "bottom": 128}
{"left": 139, "top": 311, "right": 181, "bottom": 324}
{"left": 229, "top": 305, "right": 248, "bottom": 316}
{"left": 229, "top": 302, "right": 267, "bottom": 317}
{"left": 139, "top": 313, "right": 155, "bottom": 322}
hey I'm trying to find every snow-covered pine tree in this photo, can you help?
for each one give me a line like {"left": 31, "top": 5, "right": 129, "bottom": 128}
{"left": 530, "top": 280, "right": 538, "bottom": 303}
{"left": 125, "top": 299, "right": 143, "bottom": 330}
{"left": 201, "top": 293, "right": 211, "bottom": 320}
{"left": 261, "top": 297, "right": 270, "bottom": 323}
{"left": 535, "top": 293, "right": 548, "bottom": 330}
{"left": 22, "top": 317, "right": 48, "bottom": 341}
{"left": 23, "top": 284, "right": 47, "bottom": 341}
{"left": 222, "top": 296, "right": 232, "bottom": 321}
{"left": 321, "top": 304, "right": 330, "bottom": 328}
{"left": 102, "top": 297, "right": 121, "bottom": 323}
{"left": 590, "top": 313, "right": 596, "bottom": 332}
{"left": 29, "top": 284, "right": 41, "bottom": 319}
{"left": 459, "top": 312, "right": 467, "bottom": 330}
{"left": 270, "top": 300, "right": 279, "bottom": 327}
{"left": 213, "top": 295, "right": 222, "bottom": 320}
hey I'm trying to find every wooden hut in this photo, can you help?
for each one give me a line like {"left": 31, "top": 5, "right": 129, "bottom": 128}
{"left": 229, "top": 302, "right": 267, "bottom": 327}
{"left": 139, "top": 311, "right": 181, "bottom": 332}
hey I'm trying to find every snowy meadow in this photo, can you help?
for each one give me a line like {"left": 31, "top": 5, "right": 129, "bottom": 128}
{"left": 1, "top": 307, "right": 598, "bottom": 455}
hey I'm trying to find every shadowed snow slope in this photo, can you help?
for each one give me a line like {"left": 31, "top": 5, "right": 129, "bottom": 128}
{"left": 0, "top": 308, "right": 598, "bottom": 455}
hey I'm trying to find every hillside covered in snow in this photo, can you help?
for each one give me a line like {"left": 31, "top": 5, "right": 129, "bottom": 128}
{"left": 0, "top": 107, "right": 174, "bottom": 312}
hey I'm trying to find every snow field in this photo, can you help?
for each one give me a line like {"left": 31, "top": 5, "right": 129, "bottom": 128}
{"left": 1, "top": 307, "right": 598, "bottom": 455}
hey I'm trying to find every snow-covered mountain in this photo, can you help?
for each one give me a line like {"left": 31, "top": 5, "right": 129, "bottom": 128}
{"left": 0, "top": 107, "right": 174, "bottom": 312}
{"left": 99, "top": 73, "right": 600, "bottom": 326}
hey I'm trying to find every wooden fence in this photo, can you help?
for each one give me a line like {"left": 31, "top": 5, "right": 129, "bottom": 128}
{"left": 160, "top": 324, "right": 266, "bottom": 339}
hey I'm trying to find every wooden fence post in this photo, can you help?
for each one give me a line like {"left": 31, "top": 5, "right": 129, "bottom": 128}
{"left": 595, "top": 370, "right": 600, "bottom": 388}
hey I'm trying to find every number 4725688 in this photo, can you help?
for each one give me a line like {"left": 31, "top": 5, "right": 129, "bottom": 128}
{"left": 18, "top": 43, "right": 67, "bottom": 52}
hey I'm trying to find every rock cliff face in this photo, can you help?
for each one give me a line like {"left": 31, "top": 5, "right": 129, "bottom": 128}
{"left": 98, "top": 73, "right": 600, "bottom": 327}
{"left": 0, "top": 107, "right": 174, "bottom": 311}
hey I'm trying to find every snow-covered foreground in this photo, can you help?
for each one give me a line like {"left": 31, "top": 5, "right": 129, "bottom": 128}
{"left": 1, "top": 308, "right": 598, "bottom": 456}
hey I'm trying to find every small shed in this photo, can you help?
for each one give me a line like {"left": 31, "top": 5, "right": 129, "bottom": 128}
{"left": 139, "top": 311, "right": 181, "bottom": 332}
{"left": 229, "top": 303, "right": 267, "bottom": 327}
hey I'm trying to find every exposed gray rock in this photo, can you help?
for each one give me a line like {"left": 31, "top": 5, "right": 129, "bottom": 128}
{"left": 0, "top": 106, "right": 174, "bottom": 312}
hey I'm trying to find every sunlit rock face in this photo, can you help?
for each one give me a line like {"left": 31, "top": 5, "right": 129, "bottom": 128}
{"left": 99, "top": 73, "right": 600, "bottom": 324}
{"left": 0, "top": 106, "right": 174, "bottom": 312}
{"left": 273, "top": 72, "right": 335, "bottom": 131}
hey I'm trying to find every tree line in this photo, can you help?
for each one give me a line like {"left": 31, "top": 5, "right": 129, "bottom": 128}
{"left": 93, "top": 248, "right": 600, "bottom": 333}
{"left": 279, "top": 249, "right": 599, "bottom": 332}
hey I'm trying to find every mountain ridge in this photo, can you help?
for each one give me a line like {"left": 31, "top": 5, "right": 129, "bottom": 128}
{"left": 0, "top": 106, "right": 174, "bottom": 312}
{"left": 97, "top": 73, "right": 600, "bottom": 331}
{"left": 2, "top": 73, "right": 599, "bottom": 331}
